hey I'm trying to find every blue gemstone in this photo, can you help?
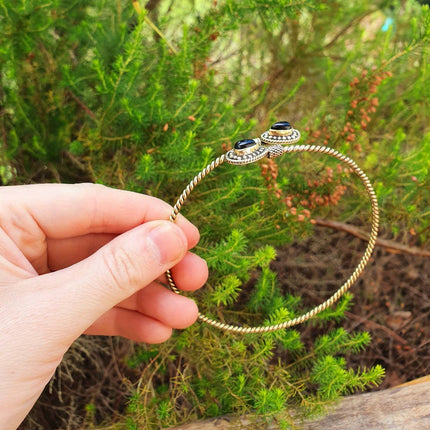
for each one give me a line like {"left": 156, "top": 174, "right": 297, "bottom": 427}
{"left": 234, "top": 138, "right": 257, "bottom": 150}
{"left": 271, "top": 121, "right": 292, "bottom": 131}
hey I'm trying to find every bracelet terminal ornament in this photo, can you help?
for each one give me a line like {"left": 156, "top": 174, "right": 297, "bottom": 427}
{"left": 166, "top": 121, "right": 379, "bottom": 334}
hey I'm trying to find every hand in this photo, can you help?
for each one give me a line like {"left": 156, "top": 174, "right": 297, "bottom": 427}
{"left": 0, "top": 183, "right": 208, "bottom": 430}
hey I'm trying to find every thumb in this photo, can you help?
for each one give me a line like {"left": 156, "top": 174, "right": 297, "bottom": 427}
{"left": 83, "top": 219, "right": 188, "bottom": 304}
{"left": 29, "top": 220, "right": 188, "bottom": 338}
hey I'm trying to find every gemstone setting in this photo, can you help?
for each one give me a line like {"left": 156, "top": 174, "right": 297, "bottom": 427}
{"left": 226, "top": 138, "right": 268, "bottom": 165}
{"left": 271, "top": 121, "right": 292, "bottom": 131}
{"left": 234, "top": 138, "right": 258, "bottom": 151}
{"left": 260, "top": 120, "right": 301, "bottom": 145}
{"left": 269, "top": 121, "right": 293, "bottom": 136}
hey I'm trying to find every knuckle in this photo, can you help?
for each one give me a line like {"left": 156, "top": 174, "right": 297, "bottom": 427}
{"left": 73, "top": 182, "right": 108, "bottom": 198}
{"left": 102, "top": 245, "right": 141, "bottom": 293}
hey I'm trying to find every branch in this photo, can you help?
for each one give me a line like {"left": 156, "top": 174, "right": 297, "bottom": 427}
{"left": 345, "top": 311, "right": 408, "bottom": 345}
{"left": 132, "top": 0, "right": 177, "bottom": 54}
{"left": 66, "top": 90, "right": 97, "bottom": 120}
{"left": 319, "top": 10, "right": 377, "bottom": 52}
{"left": 313, "top": 218, "right": 430, "bottom": 258}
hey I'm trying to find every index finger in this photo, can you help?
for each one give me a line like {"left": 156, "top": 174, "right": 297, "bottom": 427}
{"left": 2, "top": 183, "right": 199, "bottom": 247}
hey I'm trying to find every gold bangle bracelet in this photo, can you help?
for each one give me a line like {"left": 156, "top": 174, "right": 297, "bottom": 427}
{"left": 166, "top": 121, "right": 379, "bottom": 334}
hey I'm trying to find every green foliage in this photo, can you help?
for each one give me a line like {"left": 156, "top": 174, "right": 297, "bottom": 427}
{"left": 312, "top": 356, "right": 385, "bottom": 400}
{"left": 315, "top": 292, "right": 354, "bottom": 323}
{"left": 126, "top": 303, "right": 383, "bottom": 428}
{"left": 211, "top": 274, "right": 242, "bottom": 306}
{"left": 314, "top": 327, "right": 371, "bottom": 356}
{"left": 1, "top": 0, "right": 429, "bottom": 428}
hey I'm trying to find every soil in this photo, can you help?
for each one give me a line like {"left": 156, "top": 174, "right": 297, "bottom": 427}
{"left": 273, "top": 226, "right": 430, "bottom": 390}
{"left": 20, "top": 226, "right": 430, "bottom": 429}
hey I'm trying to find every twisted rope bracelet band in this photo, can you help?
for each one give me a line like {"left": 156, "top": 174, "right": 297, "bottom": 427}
{"left": 166, "top": 121, "right": 379, "bottom": 334}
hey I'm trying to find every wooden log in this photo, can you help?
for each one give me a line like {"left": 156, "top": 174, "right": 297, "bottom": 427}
{"left": 168, "top": 415, "right": 276, "bottom": 429}
{"left": 302, "top": 377, "right": 430, "bottom": 430}
{"left": 169, "top": 377, "right": 430, "bottom": 430}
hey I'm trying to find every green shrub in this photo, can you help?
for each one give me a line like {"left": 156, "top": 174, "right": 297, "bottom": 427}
{"left": 1, "top": 0, "right": 428, "bottom": 428}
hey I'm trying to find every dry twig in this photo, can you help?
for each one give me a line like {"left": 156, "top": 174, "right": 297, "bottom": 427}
{"left": 314, "top": 218, "right": 430, "bottom": 258}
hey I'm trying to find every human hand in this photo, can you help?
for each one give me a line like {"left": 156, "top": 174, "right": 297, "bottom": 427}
{"left": 0, "top": 183, "right": 208, "bottom": 430}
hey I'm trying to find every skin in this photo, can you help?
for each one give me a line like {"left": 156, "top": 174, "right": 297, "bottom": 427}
{"left": 0, "top": 183, "right": 208, "bottom": 430}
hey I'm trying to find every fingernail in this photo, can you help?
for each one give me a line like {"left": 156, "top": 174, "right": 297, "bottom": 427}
{"left": 146, "top": 221, "right": 187, "bottom": 265}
